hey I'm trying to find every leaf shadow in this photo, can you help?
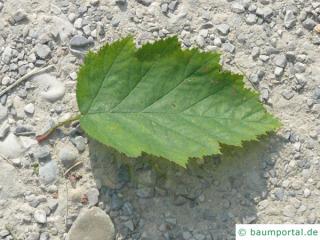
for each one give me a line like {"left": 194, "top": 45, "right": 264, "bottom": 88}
{"left": 88, "top": 133, "right": 285, "bottom": 239}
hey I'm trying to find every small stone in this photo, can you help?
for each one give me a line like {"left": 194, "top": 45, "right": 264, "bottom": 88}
{"left": 246, "top": 14, "right": 257, "bottom": 24}
{"left": 40, "top": 232, "right": 49, "bottom": 240}
{"left": 231, "top": 2, "right": 245, "bottom": 13}
{"left": 161, "top": 3, "right": 168, "bottom": 13}
{"left": 87, "top": 188, "right": 99, "bottom": 206}
{"left": 256, "top": 7, "right": 273, "bottom": 19}
{"left": 274, "top": 67, "right": 284, "bottom": 77}
{"left": 70, "top": 35, "right": 92, "bottom": 49}
{"left": 303, "top": 18, "right": 317, "bottom": 30}
{"left": 294, "top": 62, "right": 306, "bottom": 73}
{"left": 0, "top": 121, "right": 10, "bottom": 139}
{"left": 274, "top": 54, "right": 287, "bottom": 68}
{"left": 216, "top": 24, "right": 230, "bottom": 35}
{"left": 35, "top": 44, "right": 51, "bottom": 59}
{"left": 0, "top": 229, "right": 10, "bottom": 238}
{"left": 124, "top": 220, "right": 135, "bottom": 231}
{"left": 71, "top": 136, "right": 86, "bottom": 152}
{"left": 39, "top": 160, "right": 58, "bottom": 184}
{"left": 2, "top": 47, "right": 13, "bottom": 64}
{"left": 196, "top": 35, "right": 205, "bottom": 47}
{"left": 68, "top": 13, "right": 77, "bottom": 22}
{"left": 0, "top": 105, "right": 7, "bottom": 122}
{"left": 58, "top": 144, "right": 78, "bottom": 168}
{"left": 281, "top": 90, "right": 294, "bottom": 100}
{"left": 12, "top": 9, "right": 28, "bottom": 23}
{"left": 33, "top": 146, "right": 51, "bottom": 161}
{"left": 315, "top": 24, "right": 320, "bottom": 33}
{"left": 304, "top": 188, "right": 311, "bottom": 198}
{"left": 24, "top": 103, "right": 35, "bottom": 115}
{"left": 67, "top": 207, "right": 115, "bottom": 240}
{"left": 136, "top": 0, "right": 152, "bottom": 6}
{"left": 222, "top": 43, "right": 235, "bottom": 53}
{"left": 213, "top": 37, "right": 222, "bottom": 47}
{"left": 168, "top": 1, "right": 178, "bottom": 11}
{"left": 74, "top": 18, "right": 83, "bottom": 29}
{"left": 284, "top": 10, "right": 296, "bottom": 29}
{"left": 136, "top": 187, "right": 154, "bottom": 198}
{"left": 111, "top": 18, "right": 120, "bottom": 27}
{"left": 32, "top": 74, "right": 65, "bottom": 102}
{"left": 34, "top": 209, "right": 47, "bottom": 224}
{"left": 283, "top": 205, "right": 296, "bottom": 217}
{"left": 260, "top": 88, "right": 269, "bottom": 101}
{"left": 115, "top": 0, "right": 127, "bottom": 4}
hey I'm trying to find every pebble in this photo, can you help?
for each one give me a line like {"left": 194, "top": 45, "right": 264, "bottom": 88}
{"left": 274, "top": 66, "right": 283, "bottom": 77}
{"left": 24, "top": 103, "right": 35, "bottom": 115}
{"left": 0, "top": 121, "right": 10, "bottom": 139}
{"left": 0, "top": 133, "right": 25, "bottom": 159}
{"left": 34, "top": 209, "right": 47, "bottom": 224}
{"left": 216, "top": 24, "right": 230, "bottom": 35}
{"left": 12, "top": 9, "right": 28, "bottom": 23}
{"left": 39, "top": 160, "right": 58, "bottom": 184}
{"left": 274, "top": 54, "right": 287, "bottom": 68}
{"left": 74, "top": 18, "right": 83, "bottom": 29}
{"left": 87, "top": 188, "right": 99, "bottom": 206}
{"left": 256, "top": 7, "right": 273, "bottom": 19}
{"left": 71, "top": 136, "right": 86, "bottom": 152}
{"left": 231, "top": 2, "right": 245, "bottom": 13}
{"left": 246, "top": 14, "right": 257, "bottom": 25}
{"left": 222, "top": 43, "right": 235, "bottom": 53}
{"left": 33, "top": 145, "right": 51, "bottom": 161}
{"left": 58, "top": 144, "right": 78, "bottom": 168}
{"left": 35, "top": 44, "right": 51, "bottom": 59}
{"left": 136, "top": 0, "right": 152, "bottom": 6}
{"left": 284, "top": 10, "right": 296, "bottom": 29}
{"left": 302, "top": 18, "right": 317, "bottom": 30}
{"left": 0, "top": 105, "right": 8, "bottom": 121}
{"left": 32, "top": 74, "right": 65, "bottom": 102}
{"left": 67, "top": 207, "right": 115, "bottom": 240}
{"left": 70, "top": 35, "right": 93, "bottom": 49}
{"left": 281, "top": 90, "right": 294, "bottom": 100}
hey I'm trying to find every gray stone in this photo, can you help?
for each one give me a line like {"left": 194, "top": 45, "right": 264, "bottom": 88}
{"left": 70, "top": 35, "right": 92, "bottom": 49}
{"left": 24, "top": 103, "right": 35, "bottom": 114}
{"left": 260, "top": 88, "right": 269, "bottom": 101}
{"left": 256, "top": 7, "right": 273, "bottom": 19}
{"left": 67, "top": 207, "right": 115, "bottom": 240}
{"left": 284, "top": 10, "right": 296, "bottom": 29}
{"left": 34, "top": 209, "right": 47, "bottom": 224}
{"left": 74, "top": 18, "right": 83, "bottom": 29}
{"left": 35, "top": 44, "right": 51, "bottom": 59}
{"left": 222, "top": 43, "right": 235, "bottom": 53}
{"left": 168, "top": 1, "right": 178, "bottom": 11}
{"left": 71, "top": 136, "right": 86, "bottom": 152}
{"left": 39, "top": 232, "right": 49, "bottom": 240}
{"left": 33, "top": 74, "right": 65, "bottom": 102}
{"left": 136, "top": 187, "right": 154, "bottom": 198}
{"left": 274, "top": 67, "right": 284, "bottom": 77}
{"left": 246, "top": 14, "right": 257, "bottom": 24}
{"left": 0, "top": 133, "right": 25, "bottom": 159}
{"left": 124, "top": 220, "right": 135, "bottom": 231}
{"left": 2, "top": 47, "right": 13, "bottom": 64}
{"left": 58, "top": 144, "right": 78, "bottom": 168}
{"left": 87, "top": 188, "right": 99, "bottom": 206}
{"left": 39, "top": 160, "right": 58, "bottom": 184}
{"left": 161, "top": 3, "right": 168, "bottom": 13}
{"left": 231, "top": 2, "right": 245, "bottom": 13}
{"left": 0, "top": 104, "right": 7, "bottom": 122}
{"left": 0, "top": 121, "right": 10, "bottom": 139}
{"left": 115, "top": 0, "right": 126, "bottom": 5}
{"left": 274, "top": 54, "right": 287, "bottom": 68}
{"left": 303, "top": 18, "right": 317, "bottom": 30}
{"left": 12, "top": 9, "right": 28, "bottom": 23}
{"left": 216, "top": 24, "right": 230, "bottom": 35}
{"left": 33, "top": 146, "right": 51, "bottom": 161}
{"left": 136, "top": 0, "right": 152, "bottom": 6}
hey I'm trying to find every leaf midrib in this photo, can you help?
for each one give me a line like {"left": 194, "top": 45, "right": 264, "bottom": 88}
{"left": 82, "top": 111, "right": 269, "bottom": 124}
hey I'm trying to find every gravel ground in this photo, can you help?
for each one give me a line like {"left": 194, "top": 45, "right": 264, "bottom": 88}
{"left": 0, "top": 0, "right": 320, "bottom": 239}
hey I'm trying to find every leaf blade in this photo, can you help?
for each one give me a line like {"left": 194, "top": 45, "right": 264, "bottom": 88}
{"left": 77, "top": 37, "right": 280, "bottom": 167}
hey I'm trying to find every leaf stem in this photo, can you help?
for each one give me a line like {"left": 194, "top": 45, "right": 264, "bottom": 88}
{"left": 36, "top": 114, "right": 82, "bottom": 143}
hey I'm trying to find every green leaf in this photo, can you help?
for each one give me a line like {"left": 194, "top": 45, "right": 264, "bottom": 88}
{"left": 76, "top": 37, "right": 280, "bottom": 167}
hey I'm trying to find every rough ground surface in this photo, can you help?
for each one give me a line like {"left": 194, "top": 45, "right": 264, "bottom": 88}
{"left": 0, "top": 0, "right": 319, "bottom": 239}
